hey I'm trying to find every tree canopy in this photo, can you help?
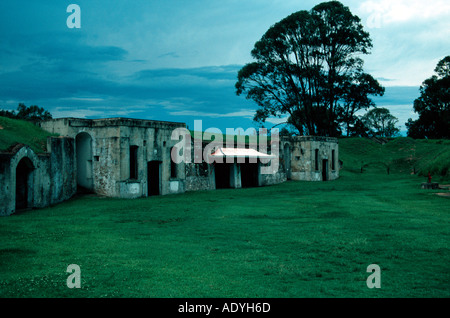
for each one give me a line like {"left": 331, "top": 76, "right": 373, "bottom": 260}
{"left": 361, "top": 107, "right": 400, "bottom": 138}
{"left": 236, "top": 1, "right": 384, "bottom": 137}
{"left": 406, "top": 56, "right": 450, "bottom": 139}
{"left": 0, "top": 103, "right": 52, "bottom": 122}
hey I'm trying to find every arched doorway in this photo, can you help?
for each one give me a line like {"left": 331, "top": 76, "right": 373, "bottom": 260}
{"left": 15, "top": 157, "right": 34, "bottom": 210}
{"left": 284, "top": 144, "right": 291, "bottom": 180}
{"left": 76, "top": 132, "right": 94, "bottom": 192}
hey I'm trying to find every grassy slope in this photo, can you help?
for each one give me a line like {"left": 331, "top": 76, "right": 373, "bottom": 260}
{"left": 0, "top": 116, "right": 56, "bottom": 153}
{"left": 0, "top": 136, "right": 449, "bottom": 298}
{"left": 339, "top": 137, "right": 450, "bottom": 181}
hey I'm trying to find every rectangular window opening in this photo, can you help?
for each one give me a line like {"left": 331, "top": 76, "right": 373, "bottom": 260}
{"left": 170, "top": 147, "right": 177, "bottom": 179}
{"left": 332, "top": 150, "right": 336, "bottom": 170}
{"left": 130, "top": 145, "right": 138, "bottom": 179}
{"left": 315, "top": 149, "right": 319, "bottom": 171}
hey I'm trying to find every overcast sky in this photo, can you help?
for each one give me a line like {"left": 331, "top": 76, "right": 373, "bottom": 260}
{"left": 1, "top": 0, "right": 449, "bottom": 134}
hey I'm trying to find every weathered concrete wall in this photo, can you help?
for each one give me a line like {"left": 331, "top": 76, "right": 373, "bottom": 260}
{"left": 0, "top": 137, "right": 76, "bottom": 216}
{"left": 259, "top": 160, "right": 286, "bottom": 186}
{"left": 185, "top": 161, "right": 215, "bottom": 191}
{"left": 1, "top": 117, "right": 341, "bottom": 217}
{"left": 284, "top": 136, "right": 339, "bottom": 181}
{"left": 36, "top": 118, "right": 339, "bottom": 205}
{"left": 40, "top": 117, "right": 186, "bottom": 198}
{"left": 46, "top": 137, "right": 77, "bottom": 205}
{"left": 185, "top": 140, "right": 285, "bottom": 191}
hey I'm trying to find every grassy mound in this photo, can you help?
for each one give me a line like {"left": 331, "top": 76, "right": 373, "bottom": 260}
{"left": 339, "top": 137, "right": 450, "bottom": 181}
{"left": 0, "top": 116, "right": 56, "bottom": 153}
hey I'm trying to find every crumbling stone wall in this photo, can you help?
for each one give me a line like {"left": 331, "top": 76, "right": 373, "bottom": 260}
{"left": 40, "top": 118, "right": 186, "bottom": 198}
{"left": 0, "top": 137, "right": 76, "bottom": 216}
{"left": 38, "top": 119, "right": 339, "bottom": 200}
{"left": 284, "top": 136, "right": 339, "bottom": 181}
{"left": 2, "top": 116, "right": 339, "bottom": 216}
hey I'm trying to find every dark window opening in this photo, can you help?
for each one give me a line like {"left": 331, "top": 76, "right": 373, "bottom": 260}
{"left": 315, "top": 149, "right": 319, "bottom": 171}
{"left": 171, "top": 162, "right": 177, "bottom": 179}
{"left": 94, "top": 156, "right": 99, "bottom": 162}
{"left": 130, "top": 145, "right": 138, "bottom": 179}
{"left": 154, "top": 128, "right": 159, "bottom": 148}
{"left": 170, "top": 147, "right": 178, "bottom": 179}
{"left": 332, "top": 150, "right": 336, "bottom": 170}
{"left": 171, "top": 161, "right": 177, "bottom": 179}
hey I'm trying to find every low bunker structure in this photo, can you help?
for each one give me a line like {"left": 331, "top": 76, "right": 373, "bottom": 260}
{"left": 0, "top": 117, "right": 339, "bottom": 215}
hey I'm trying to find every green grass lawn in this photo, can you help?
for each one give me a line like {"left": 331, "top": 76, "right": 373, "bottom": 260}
{"left": 1, "top": 168, "right": 449, "bottom": 298}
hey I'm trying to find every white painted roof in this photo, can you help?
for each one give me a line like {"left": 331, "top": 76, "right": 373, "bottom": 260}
{"left": 210, "top": 147, "right": 276, "bottom": 159}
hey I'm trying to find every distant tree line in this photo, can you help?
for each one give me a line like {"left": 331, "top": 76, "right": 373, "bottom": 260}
{"left": 359, "top": 108, "right": 399, "bottom": 138}
{"left": 0, "top": 103, "right": 52, "bottom": 122}
{"left": 279, "top": 106, "right": 400, "bottom": 138}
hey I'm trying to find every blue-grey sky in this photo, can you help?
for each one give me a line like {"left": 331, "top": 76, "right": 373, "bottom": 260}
{"left": 1, "top": 0, "right": 449, "bottom": 133}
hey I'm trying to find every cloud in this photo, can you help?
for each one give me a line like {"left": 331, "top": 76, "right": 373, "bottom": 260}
{"left": 157, "top": 52, "right": 180, "bottom": 59}
{"left": 52, "top": 105, "right": 146, "bottom": 119}
{"left": 169, "top": 109, "right": 254, "bottom": 119}
{"left": 134, "top": 65, "right": 240, "bottom": 82}
{"left": 0, "top": 0, "right": 443, "bottom": 134}
{"left": 358, "top": 0, "right": 450, "bottom": 27}
{"left": 61, "top": 97, "right": 105, "bottom": 102}
{"left": 265, "top": 116, "right": 289, "bottom": 125}
{"left": 34, "top": 43, "right": 128, "bottom": 62}
{"left": 354, "top": 0, "right": 450, "bottom": 86}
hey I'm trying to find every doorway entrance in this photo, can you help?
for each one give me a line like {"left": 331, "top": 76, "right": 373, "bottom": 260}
{"left": 215, "top": 163, "right": 231, "bottom": 189}
{"left": 75, "top": 132, "right": 94, "bottom": 193}
{"left": 15, "top": 157, "right": 34, "bottom": 210}
{"left": 322, "top": 159, "right": 328, "bottom": 181}
{"left": 240, "top": 159, "right": 259, "bottom": 188}
{"left": 148, "top": 161, "right": 161, "bottom": 196}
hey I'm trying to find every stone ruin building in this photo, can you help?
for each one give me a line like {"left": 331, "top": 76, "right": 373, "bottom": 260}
{"left": 0, "top": 117, "right": 339, "bottom": 216}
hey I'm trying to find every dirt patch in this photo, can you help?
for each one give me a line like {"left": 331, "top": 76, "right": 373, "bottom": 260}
{"left": 436, "top": 193, "right": 450, "bottom": 198}
{"left": 0, "top": 125, "right": 3, "bottom": 129}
